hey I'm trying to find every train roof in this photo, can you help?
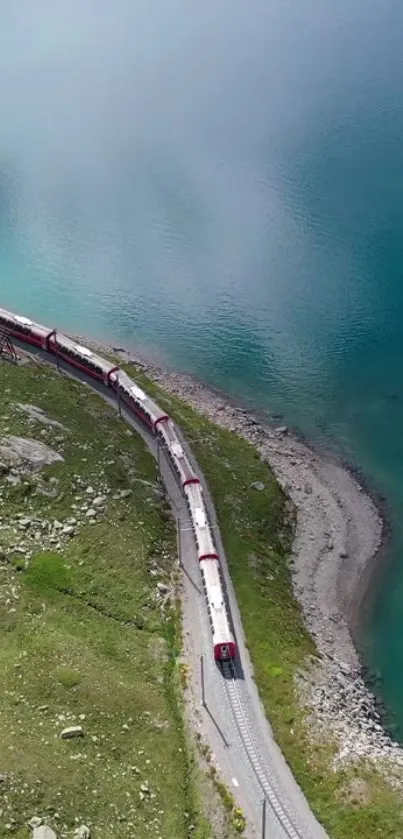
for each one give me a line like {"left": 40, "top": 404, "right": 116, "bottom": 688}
{"left": 194, "top": 507, "right": 207, "bottom": 528}
{"left": 200, "top": 559, "right": 233, "bottom": 644}
{"left": 14, "top": 315, "right": 33, "bottom": 326}
{"left": 184, "top": 481, "right": 203, "bottom": 502}
{"left": 200, "top": 560, "right": 233, "bottom": 640}
{"left": 159, "top": 422, "right": 198, "bottom": 483}
{"left": 200, "top": 559, "right": 225, "bottom": 607}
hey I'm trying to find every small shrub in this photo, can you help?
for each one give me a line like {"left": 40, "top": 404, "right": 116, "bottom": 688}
{"left": 55, "top": 667, "right": 81, "bottom": 689}
{"left": 24, "top": 551, "right": 72, "bottom": 593}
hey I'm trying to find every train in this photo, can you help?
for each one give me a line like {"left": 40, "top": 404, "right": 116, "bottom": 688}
{"left": 0, "top": 305, "right": 236, "bottom": 661}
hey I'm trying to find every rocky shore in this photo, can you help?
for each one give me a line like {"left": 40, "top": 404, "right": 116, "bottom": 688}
{"left": 86, "top": 340, "right": 403, "bottom": 778}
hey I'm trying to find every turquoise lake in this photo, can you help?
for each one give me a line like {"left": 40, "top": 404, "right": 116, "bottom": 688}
{"left": 1, "top": 0, "right": 403, "bottom": 731}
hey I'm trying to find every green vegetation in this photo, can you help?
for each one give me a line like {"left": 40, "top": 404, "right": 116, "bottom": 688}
{"left": 0, "top": 359, "right": 217, "bottom": 839}
{"left": 118, "top": 359, "right": 403, "bottom": 839}
{"left": 1, "top": 345, "right": 401, "bottom": 839}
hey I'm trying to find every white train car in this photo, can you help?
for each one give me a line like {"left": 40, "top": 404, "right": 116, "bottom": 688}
{"left": 184, "top": 481, "right": 218, "bottom": 561}
{"left": 54, "top": 334, "right": 119, "bottom": 384}
{"left": 156, "top": 418, "right": 199, "bottom": 487}
{"left": 0, "top": 307, "right": 56, "bottom": 350}
{"left": 185, "top": 481, "right": 236, "bottom": 659}
{"left": 200, "top": 558, "right": 236, "bottom": 660}
{"left": 109, "top": 368, "right": 169, "bottom": 431}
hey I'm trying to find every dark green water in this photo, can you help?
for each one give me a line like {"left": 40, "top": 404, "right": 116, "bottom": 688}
{"left": 1, "top": 0, "right": 403, "bottom": 731}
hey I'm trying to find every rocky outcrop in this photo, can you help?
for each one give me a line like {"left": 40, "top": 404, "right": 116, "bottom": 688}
{"left": 0, "top": 436, "right": 64, "bottom": 473}
{"left": 15, "top": 404, "right": 67, "bottom": 430}
{"left": 297, "top": 654, "right": 403, "bottom": 777}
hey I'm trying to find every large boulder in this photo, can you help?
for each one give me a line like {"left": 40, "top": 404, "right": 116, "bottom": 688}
{"left": 0, "top": 436, "right": 64, "bottom": 473}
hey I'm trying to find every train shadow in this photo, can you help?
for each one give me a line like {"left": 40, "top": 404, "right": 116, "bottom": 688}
{"left": 0, "top": 354, "right": 17, "bottom": 366}
{"left": 218, "top": 654, "right": 245, "bottom": 682}
{"left": 204, "top": 703, "right": 230, "bottom": 747}
{"left": 181, "top": 562, "right": 202, "bottom": 595}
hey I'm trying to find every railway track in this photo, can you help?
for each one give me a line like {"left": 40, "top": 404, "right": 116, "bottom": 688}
{"left": 221, "top": 660, "right": 305, "bottom": 839}
{"left": 7, "top": 330, "right": 325, "bottom": 838}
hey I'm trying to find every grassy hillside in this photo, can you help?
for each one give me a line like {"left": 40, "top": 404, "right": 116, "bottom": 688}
{"left": 1, "top": 345, "right": 401, "bottom": 839}
{"left": 0, "top": 358, "right": 218, "bottom": 839}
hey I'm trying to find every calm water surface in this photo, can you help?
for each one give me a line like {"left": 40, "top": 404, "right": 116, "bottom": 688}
{"left": 1, "top": 0, "right": 403, "bottom": 731}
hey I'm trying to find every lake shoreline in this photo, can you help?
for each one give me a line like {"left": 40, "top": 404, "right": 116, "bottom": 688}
{"left": 108, "top": 339, "right": 385, "bottom": 660}
{"left": 75, "top": 332, "right": 403, "bottom": 772}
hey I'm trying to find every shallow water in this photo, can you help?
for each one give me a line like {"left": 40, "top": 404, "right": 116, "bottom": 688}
{"left": 1, "top": 0, "right": 403, "bottom": 732}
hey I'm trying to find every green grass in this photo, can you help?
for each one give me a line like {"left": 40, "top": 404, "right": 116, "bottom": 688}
{"left": 115, "top": 358, "right": 403, "bottom": 839}
{"left": 3, "top": 346, "right": 402, "bottom": 838}
{"left": 0, "top": 359, "right": 214, "bottom": 839}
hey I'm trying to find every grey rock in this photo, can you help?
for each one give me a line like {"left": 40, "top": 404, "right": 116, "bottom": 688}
{"left": 29, "top": 817, "right": 43, "bottom": 829}
{"left": 60, "top": 725, "right": 84, "bottom": 739}
{"left": 62, "top": 525, "right": 75, "bottom": 536}
{"left": 92, "top": 496, "right": 106, "bottom": 508}
{"left": 0, "top": 436, "right": 64, "bottom": 472}
{"left": 33, "top": 827, "right": 57, "bottom": 839}
{"left": 249, "top": 481, "right": 265, "bottom": 492}
{"left": 16, "top": 404, "right": 65, "bottom": 430}
{"left": 74, "top": 827, "right": 90, "bottom": 839}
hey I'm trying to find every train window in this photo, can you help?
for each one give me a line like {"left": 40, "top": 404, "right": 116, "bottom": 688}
{"left": 15, "top": 315, "right": 33, "bottom": 326}
{"left": 75, "top": 345, "right": 93, "bottom": 357}
{"left": 171, "top": 442, "right": 184, "bottom": 458}
{"left": 13, "top": 321, "right": 31, "bottom": 334}
{"left": 129, "top": 384, "right": 146, "bottom": 401}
